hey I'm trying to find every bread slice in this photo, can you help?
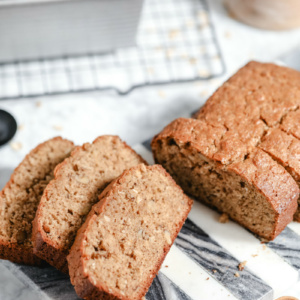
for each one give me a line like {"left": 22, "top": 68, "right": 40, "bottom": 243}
{"left": 0, "top": 137, "right": 74, "bottom": 265}
{"left": 152, "top": 118, "right": 299, "bottom": 240}
{"left": 193, "top": 61, "right": 300, "bottom": 221}
{"left": 259, "top": 128, "right": 300, "bottom": 221}
{"left": 67, "top": 164, "right": 193, "bottom": 300}
{"left": 32, "top": 136, "right": 146, "bottom": 273}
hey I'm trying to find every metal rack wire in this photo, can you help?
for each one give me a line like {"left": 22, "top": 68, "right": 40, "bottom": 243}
{"left": 0, "top": 0, "right": 225, "bottom": 100}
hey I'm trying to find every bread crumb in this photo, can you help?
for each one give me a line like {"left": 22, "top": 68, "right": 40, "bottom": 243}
{"left": 262, "top": 244, "right": 267, "bottom": 250}
{"left": 189, "top": 58, "right": 197, "bottom": 65}
{"left": 147, "top": 67, "right": 154, "bottom": 74}
{"left": 35, "top": 101, "right": 42, "bottom": 107}
{"left": 206, "top": 277, "right": 209, "bottom": 280}
{"left": 238, "top": 261, "right": 247, "bottom": 271}
{"left": 224, "top": 31, "right": 232, "bottom": 39}
{"left": 198, "top": 69, "right": 210, "bottom": 77}
{"left": 18, "top": 124, "right": 25, "bottom": 131}
{"left": 53, "top": 125, "right": 63, "bottom": 131}
{"left": 234, "top": 272, "right": 240, "bottom": 277}
{"left": 165, "top": 265, "right": 168, "bottom": 268}
{"left": 251, "top": 254, "right": 258, "bottom": 258}
{"left": 169, "top": 29, "right": 180, "bottom": 40}
{"left": 219, "top": 213, "right": 229, "bottom": 223}
{"left": 198, "top": 11, "right": 209, "bottom": 27}
{"left": 200, "top": 90, "right": 209, "bottom": 97}
{"left": 158, "top": 90, "right": 166, "bottom": 98}
{"left": 212, "top": 269, "right": 217, "bottom": 273}
{"left": 165, "top": 49, "right": 174, "bottom": 58}
{"left": 10, "top": 142, "right": 22, "bottom": 151}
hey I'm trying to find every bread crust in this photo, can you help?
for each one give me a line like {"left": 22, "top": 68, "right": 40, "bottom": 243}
{"left": 193, "top": 61, "right": 300, "bottom": 128}
{"left": 0, "top": 137, "right": 74, "bottom": 265}
{"left": 67, "top": 164, "right": 193, "bottom": 300}
{"left": 152, "top": 118, "right": 299, "bottom": 240}
{"left": 192, "top": 61, "right": 300, "bottom": 221}
{"left": 32, "top": 136, "right": 147, "bottom": 273}
{"left": 0, "top": 238, "right": 42, "bottom": 265}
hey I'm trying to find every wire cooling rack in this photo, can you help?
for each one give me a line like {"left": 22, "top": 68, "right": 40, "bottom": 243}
{"left": 0, "top": 0, "right": 225, "bottom": 99}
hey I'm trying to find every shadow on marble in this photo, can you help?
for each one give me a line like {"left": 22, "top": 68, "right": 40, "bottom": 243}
{"left": 0, "top": 262, "right": 41, "bottom": 300}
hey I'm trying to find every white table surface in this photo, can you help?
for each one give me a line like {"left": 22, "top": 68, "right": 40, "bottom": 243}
{"left": 1, "top": 0, "right": 300, "bottom": 299}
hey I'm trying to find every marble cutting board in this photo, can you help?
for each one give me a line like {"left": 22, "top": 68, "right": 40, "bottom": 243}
{"left": 1, "top": 141, "right": 300, "bottom": 300}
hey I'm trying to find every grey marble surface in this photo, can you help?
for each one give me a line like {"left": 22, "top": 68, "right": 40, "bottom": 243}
{"left": 175, "top": 219, "right": 272, "bottom": 300}
{"left": 0, "top": 263, "right": 40, "bottom": 300}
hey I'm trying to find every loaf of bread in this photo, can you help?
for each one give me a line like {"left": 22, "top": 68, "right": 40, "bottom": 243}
{"left": 68, "top": 164, "right": 193, "bottom": 300}
{"left": 152, "top": 61, "right": 300, "bottom": 240}
{"left": 32, "top": 136, "right": 146, "bottom": 273}
{"left": 0, "top": 137, "right": 74, "bottom": 265}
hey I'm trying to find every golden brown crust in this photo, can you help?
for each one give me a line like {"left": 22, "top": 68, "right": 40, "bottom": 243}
{"left": 194, "top": 61, "right": 300, "bottom": 221}
{"left": 194, "top": 61, "right": 300, "bottom": 128}
{"left": 68, "top": 164, "right": 193, "bottom": 300}
{"left": 281, "top": 110, "right": 300, "bottom": 140}
{"left": 260, "top": 128, "right": 300, "bottom": 183}
{"left": 0, "top": 237, "right": 42, "bottom": 265}
{"left": 0, "top": 136, "right": 74, "bottom": 266}
{"left": 152, "top": 118, "right": 299, "bottom": 240}
{"left": 228, "top": 149, "right": 298, "bottom": 239}
{"left": 32, "top": 136, "right": 147, "bottom": 273}
{"left": 259, "top": 128, "right": 300, "bottom": 222}
{"left": 154, "top": 61, "right": 300, "bottom": 229}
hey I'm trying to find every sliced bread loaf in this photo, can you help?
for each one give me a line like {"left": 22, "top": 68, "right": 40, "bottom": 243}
{"left": 0, "top": 137, "right": 74, "bottom": 265}
{"left": 67, "top": 164, "right": 193, "bottom": 300}
{"left": 32, "top": 136, "right": 146, "bottom": 273}
{"left": 193, "top": 61, "right": 300, "bottom": 220}
{"left": 152, "top": 118, "right": 299, "bottom": 240}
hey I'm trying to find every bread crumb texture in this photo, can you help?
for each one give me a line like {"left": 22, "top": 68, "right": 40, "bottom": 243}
{"left": 238, "top": 261, "right": 247, "bottom": 271}
{"left": 219, "top": 213, "right": 229, "bottom": 223}
{"left": 152, "top": 62, "right": 300, "bottom": 240}
{"left": 0, "top": 137, "right": 74, "bottom": 264}
{"left": 68, "top": 164, "right": 192, "bottom": 300}
{"left": 33, "top": 136, "right": 145, "bottom": 271}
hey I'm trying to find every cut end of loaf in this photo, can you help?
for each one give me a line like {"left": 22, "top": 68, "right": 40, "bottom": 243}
{"left": 68, "top": 164, "right": 192, "bottom": 300}
{"left": 152, "top": 132, "right": 298, "bottom": 241}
